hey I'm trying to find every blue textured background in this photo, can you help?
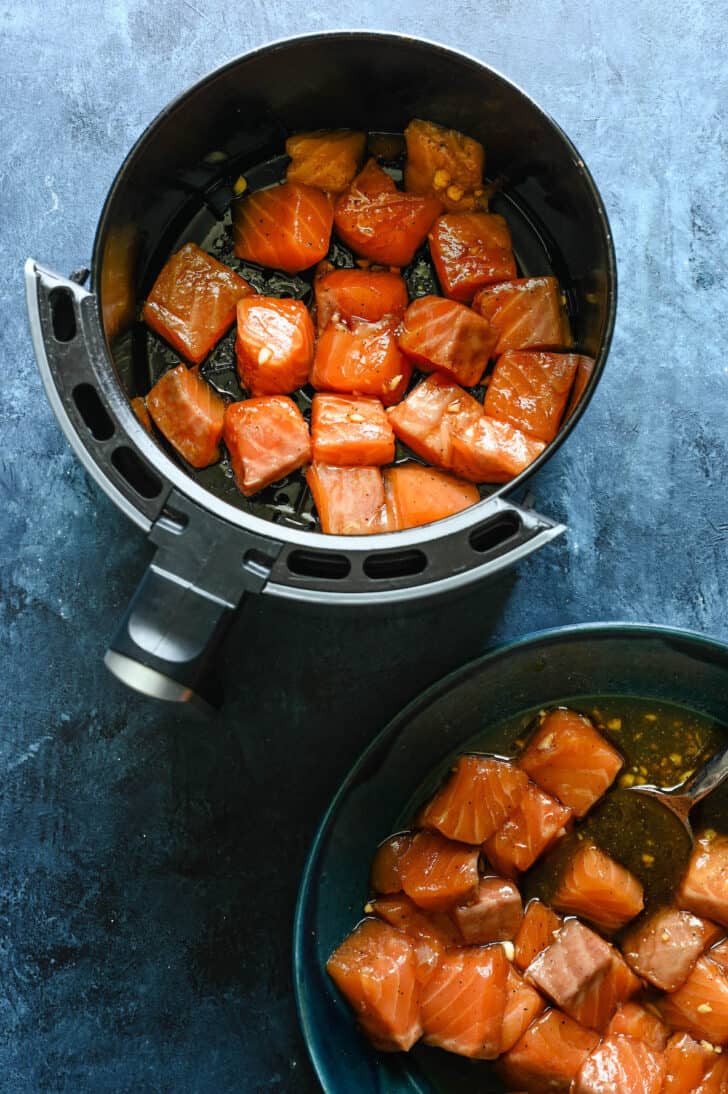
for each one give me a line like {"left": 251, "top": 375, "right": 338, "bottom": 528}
{"left": 1, "top": 2, "right": 727, "bottom": 1091}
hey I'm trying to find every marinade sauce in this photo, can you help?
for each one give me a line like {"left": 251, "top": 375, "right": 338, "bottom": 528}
{"left": 403, "top": 696, "right": 726, "bottom": 1093}
{"left": 524, "top": 698, "right": 725, "bottom": 912}
{"left": 398, "top": 695, "right": 725, "bottom": 914}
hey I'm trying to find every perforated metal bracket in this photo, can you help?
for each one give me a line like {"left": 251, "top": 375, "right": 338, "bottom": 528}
{"left": 267, "top": 496, "right": 565, "bottom": 604}
{"left": 25, "top": 259, "right": 169, "bottom": 531}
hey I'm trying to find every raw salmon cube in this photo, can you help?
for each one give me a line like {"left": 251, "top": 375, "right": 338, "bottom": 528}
{"left": 314, "top": 266, "right": 409, "bottom": 331}
{"left": 514, "top": 900, "right": 563, "bottom": 972}
{"left": 429, "top": 212, "right": 517, "bottom": 302}
{"left": 306, "top": 464, "right": 386, "bottom": 535}
{"left": 525, "top": 918, "right": 612, "bottom": 1013}
{"left": 622, "top": 906, "right": 723, "bottom": 992}
{"left": 147, "top": 364, "right": 225, "bottom": 469}
{"left": 370, "top": 833, "right": 413, "bottom": 895}
{"left": 696, "top": 1053, "right": 728, "bottom": 1092}
{"left": 285, "top": 129, "right": 366, "bottom": 192}
{"left": 326, "top": 917, "right": 422, "bottom": 1052}
{"left": 472, "top": 277, "right": 571, "bottom": 355}
{"left": 525, "top": 919, "right": 641, "bottom": 1032}
{"left": 419, "top": 754, "right": 528, "bottom": 845}
{"left": 404, "top": 119, "right": 486, "bottom": 212}
{"left": 334, "top": 158, "right": 442, "bottom": 267}
{"left": 498, "top": 1008, "right": 600, "bottom": 1093}
{"left": 235, "top": 296, "right": 314, "bottom": 396}
{"left": 399, "top": 830, "right": 479, "bottom": 912}
{"left": 232, "top": 181, "right": 333, "bottom": 273}
{"left": 449, "top": 415, "right": 546, "bottom": 483}
{"left": 453, "top": 877, "right": 523, "bottom": 944}
{"left": 483, "top": 781, "right": 573, "bottom": 877}
{"left": 311, "top": 318, "right": 412, "bottom": 406}
{"left": 678, "top": 832, "right": 728, "bottom": 928}
{"left": 420, "top": 945, "right": 508, "bottom": 1059}
{"left": 311, "top": 394, "right": 395, "bottom": 467}
{"left": 143, "top": 242, "right": 252, "bottom": 365}
{"left": 519, "top": 708, "right": 623, "bottom": 817}
{"left": 500, "top": 965, "right": 546, "bottom": 1053}
{"left": 344, "top": 156, "right": 399, "bottom": 198}
{"left": 552, "top": 842, "right": 644, "bottom": 933}
{"left": 100, "top": 221, "right": 138, "bottom": 340}
{"left": 658, "top": 955, "right": 728, "bottom": 1045}
{"left": 568, "top": 951, "right": 642, "bottom": 1032}
{"left": 574, "top": 1034, "right": 666, "bottom": 1094}
{"left": 606, "top": 1002, "right": 669, "bottom": 1051}
{"left": 566, "top": 353, "right": 596, "bottom": 420}
{"left": 371, "top": 895, "right": 461, "bottom": 948}
{"left": 370, "top": 895, "right": 460, "bottom": 986}
{"left": 130, "top": 396, "right": 152, "bottom": 433}
{"left": 483, "top": 349, "right": 581, "bottom": 443}
{"left": 383, "top": 464, "right": 479, "bottom": 530}
{"left": 397, "top": 295, "right": 498, "bottom": 387}
{"left": 662, "top": 1031, "right": 714, "bottom": 1094}
{"left": 223, "top": 396, "right": 311, "bottom": 496}
{"left": 387, "top": 373, "right": 483, "bottom": 470}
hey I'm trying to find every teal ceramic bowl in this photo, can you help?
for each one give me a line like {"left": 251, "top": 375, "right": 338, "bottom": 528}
{"left": 293, "top": 623, "right": 728, "bottom": 1093}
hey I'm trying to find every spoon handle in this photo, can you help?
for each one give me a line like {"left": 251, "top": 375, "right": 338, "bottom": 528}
{"left": 683, "top": 741, "right": 728, "bottom": 808}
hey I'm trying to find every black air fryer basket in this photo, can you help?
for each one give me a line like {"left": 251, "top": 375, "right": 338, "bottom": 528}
{"left": 25, "top": 32, "right": 617, "bottom": 708}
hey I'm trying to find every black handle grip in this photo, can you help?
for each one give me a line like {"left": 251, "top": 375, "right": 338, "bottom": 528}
{"left": 105, "top": 564, "right": 238, "bottom": 711}
{"left": 105, "top": 491, "right": 283, "bottom": 709}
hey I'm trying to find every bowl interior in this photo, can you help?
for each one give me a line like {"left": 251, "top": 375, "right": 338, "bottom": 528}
{"left": 294, "top": 624, "right": 728, "bottom": 1093}
{"left": 92, "top": 32, "right": 615, "bottom": 527}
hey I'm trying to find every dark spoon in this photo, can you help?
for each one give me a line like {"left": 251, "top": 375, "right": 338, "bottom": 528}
{"left": 627, "top": 739, "right": 728, "bottom": 835}
{"left": 574, "top": 742, "right": 728, "bottom": 909}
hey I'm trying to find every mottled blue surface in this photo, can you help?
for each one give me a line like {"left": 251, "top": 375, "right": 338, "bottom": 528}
{"left": 1, "top": 2, "right": 727, "bottom": 1091}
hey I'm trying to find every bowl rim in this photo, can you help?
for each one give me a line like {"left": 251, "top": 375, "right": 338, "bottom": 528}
{"left": 293, "top": 620, "right": 728, "bottom": 1091}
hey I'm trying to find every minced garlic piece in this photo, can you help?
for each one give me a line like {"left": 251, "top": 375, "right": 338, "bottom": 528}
{"left": 433, "top": 169, "right": 451, "bottom": 189}
{"left": 257, "top": 346, "right": 273, "bottom": 365}
{"left": 697, "top": 1003, "right": 713, "bottom": 1014}
{"left": 446, "top": 184, "right": 464, "bottom": 202}
{"left": 234, "top": 174, "right": 248, "bottom": 195}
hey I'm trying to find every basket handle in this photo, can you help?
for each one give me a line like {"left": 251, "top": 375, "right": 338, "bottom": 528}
{"left": 104, "top": 492, "right": 283, "bottom": 710}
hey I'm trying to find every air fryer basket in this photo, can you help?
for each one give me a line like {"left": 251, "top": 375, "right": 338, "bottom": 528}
{"left": 25, "top": 32, "right": 617, "bottom": 708}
